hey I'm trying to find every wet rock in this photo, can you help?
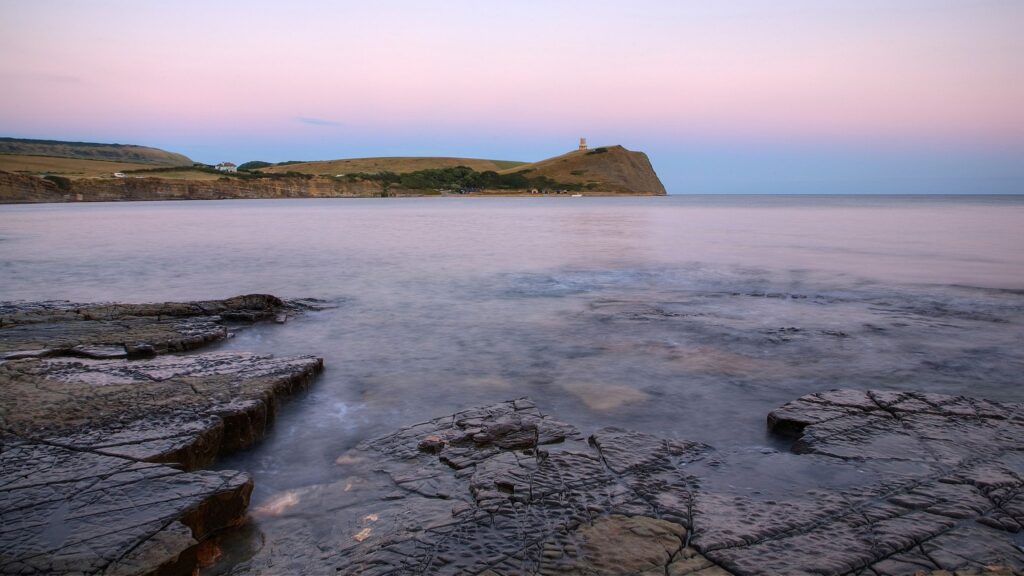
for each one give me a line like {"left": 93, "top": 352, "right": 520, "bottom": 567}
{"left": 418, "top": 434, "right": 446, "bottom": 454}
{"left": 0, "top": 295, "right": 324, "bottom": 576}
{"left": 0, "top": 437, "right": 253, "bottom": 576}
{"left": 125, "top": 341, "right": 157, "bottom": 359}
{"left": 1, "top": 352, "right": 323, "bottom": 466}
{"left": 0, "top": 293, "right": 298, "bottom": 356}
{"left": 694, "top": 388, "right": 1024, "bottom": 575}
{"left": 69, "top": 344, "right": 128, "bottom": 359}
{"left": 228, "top": 399, "right": 722, "bottom": 575}
{"left": 229, "top": 392, "right": 1023, "bottom": 575}
{"left": 540, "top": 515, "right": 718, "bottom": 575}
{"left": 589, "top": 427, "right": 710, "bottom": 473}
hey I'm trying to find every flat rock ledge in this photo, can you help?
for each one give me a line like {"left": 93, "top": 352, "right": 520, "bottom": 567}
{"left": 233, "top": 391, "right": 1023, "bottom": 576}
{"left": 0, "top": 295, "right": 324, "bottom": 576}
{"left": 0, "top": 293, "right": 327, "bottom": 358}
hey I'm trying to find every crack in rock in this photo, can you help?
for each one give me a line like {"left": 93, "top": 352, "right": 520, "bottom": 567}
{"left": 0, "top": 295, "right": 324, "bottom": 576}
{"left": 230, "top": 392, "right": 1022, "bottom": 576}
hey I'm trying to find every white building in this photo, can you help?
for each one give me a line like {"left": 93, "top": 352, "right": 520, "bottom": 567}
{"left": 215, "top": 162, "right": 237, "bottom": 173}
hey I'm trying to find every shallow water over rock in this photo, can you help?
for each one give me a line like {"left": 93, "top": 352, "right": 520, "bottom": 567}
{"left": 2, "top": 196, "right": 1023, "bottom": 573}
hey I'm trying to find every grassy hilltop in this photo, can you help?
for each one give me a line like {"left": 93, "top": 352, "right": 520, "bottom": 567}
{"left": 498, "top": 146, "right": 666, "bottom": 194}
{"left": 256, "top": 145, "right": 665, "bottom": 194}
{"left": 0, "top": 137, "right": 192, "bottom": 167}
{"left": 258, "top": 156, "right": 526, "bottom": 175}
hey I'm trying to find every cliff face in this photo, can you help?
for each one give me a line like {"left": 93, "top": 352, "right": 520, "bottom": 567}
{"left": 0, "top": 172, "right": 404, "bottom": 203}
{"left": 500, "top": 145, "right": 667, "bottom": 195}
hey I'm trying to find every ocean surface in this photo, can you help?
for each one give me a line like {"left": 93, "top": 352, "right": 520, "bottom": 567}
{"left": 3, "top": 195, "right": 1024, "bottom": 562}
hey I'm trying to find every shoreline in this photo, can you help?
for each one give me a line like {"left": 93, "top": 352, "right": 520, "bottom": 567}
{"left": 0, "top": 171, "right": 664, "bottom": 204}
{"left": 2, "top": 294, "right": 1022, "bottom": 574}
{"left": 0, "top": 295, "right": 325, "bottom": 575}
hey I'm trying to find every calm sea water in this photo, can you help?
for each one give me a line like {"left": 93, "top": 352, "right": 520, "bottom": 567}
{"left": 2, "top": 195, "right": 1024, "bottom": 506}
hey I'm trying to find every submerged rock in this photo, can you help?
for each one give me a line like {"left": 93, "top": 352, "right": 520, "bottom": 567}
{"left": 233, "top": 399, "right": 720, "bottom": 575}
{"left": 0, "top": 295, "right": 324, "bottom": 576}
{"left": 714, "top": 389, "right": 1024, "bottom": 575}
{"left": 5, "top": 291, "right": 1020, "bottom": 575}
{"left": 230, "top": 392, "right": 1023, "bottom": 576}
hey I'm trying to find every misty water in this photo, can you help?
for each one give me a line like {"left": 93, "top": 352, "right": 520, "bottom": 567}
{"left": 3, "top": 195, "right": 1024, "bottom": 566}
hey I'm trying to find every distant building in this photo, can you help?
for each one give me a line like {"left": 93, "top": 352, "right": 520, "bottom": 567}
{"left": 215, "top": 162, "right": 237, "bottom": 173}
{"left": 578, "top": 137, "right": 587, "bottom": 151}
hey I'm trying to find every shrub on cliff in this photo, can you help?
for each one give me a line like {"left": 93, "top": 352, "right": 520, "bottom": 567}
{"left": 238, "top": 161, "right": 272, "bottom": 171}
{"left": 42, "top": 174, "right": 72, "bottom": 190}
{"left": 339, "top": 166, "right": 579, "bottom": 192}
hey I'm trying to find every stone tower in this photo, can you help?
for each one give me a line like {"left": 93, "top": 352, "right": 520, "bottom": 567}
{"left": 578, "top": 137, "right": 587, "bottom": 151}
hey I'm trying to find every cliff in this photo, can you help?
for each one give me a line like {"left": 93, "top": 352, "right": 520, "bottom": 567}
{"left": 0, "top": 172, "right": 406, "bottom": 203}
{"left": 501, "top": 145, "right": 666, "bottom": 195}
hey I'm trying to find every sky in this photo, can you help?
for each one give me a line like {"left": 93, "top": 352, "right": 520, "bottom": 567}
{"left": 1, "top": 0, "right": 1022, "bottom": 193}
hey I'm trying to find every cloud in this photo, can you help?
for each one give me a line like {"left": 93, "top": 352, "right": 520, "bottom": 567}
{"left": 296, "top": 116, "right": 342, "bottom": 127}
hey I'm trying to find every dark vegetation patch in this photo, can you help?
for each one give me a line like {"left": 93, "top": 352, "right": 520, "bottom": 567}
{"left": 238, "top": 161, "right": 272, "bottom": 171}
{"left": 119, "top": 164, "right": 582, "bottom": 191}
{"left": 42, "top": 174, "right": 71, "bottom": 190}
{"left": 340, "top": 165, "right": 585, "bottom": 192}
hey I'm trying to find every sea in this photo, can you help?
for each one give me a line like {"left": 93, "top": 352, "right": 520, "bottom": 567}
{"left": 2, "top": 194, "right": 1023, "bottom": 564}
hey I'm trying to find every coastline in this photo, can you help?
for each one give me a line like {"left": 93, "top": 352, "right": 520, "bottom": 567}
{"left": 0, "top": 295, "right": 325, "bottom": 575}
{"left": 0, "top": 171, "right": 665, "bottom": 204}
{"left": 3, "top": 296, "right": 1021, "bottom": 574}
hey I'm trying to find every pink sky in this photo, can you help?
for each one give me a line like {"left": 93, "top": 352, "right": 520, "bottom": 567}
{"left": 1, "top": 1, "right": 1021, "bottom": 192}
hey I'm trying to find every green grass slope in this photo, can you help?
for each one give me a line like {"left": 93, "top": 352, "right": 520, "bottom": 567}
{"left": 0, "top": 137, "right": 192, "bottom": 167}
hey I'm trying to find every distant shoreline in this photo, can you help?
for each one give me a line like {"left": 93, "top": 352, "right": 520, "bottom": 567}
{"left": 3, "top": 189, "right": 1022, "bottom": 207}
{"left": 0, "top": 138, "right": 668, "bottom": 202}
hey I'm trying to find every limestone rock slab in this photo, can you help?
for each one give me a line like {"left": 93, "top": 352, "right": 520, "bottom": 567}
{"left": 0, "top": 295, "right": 324, "bottom": 575}
{"left": 229, "top": 392, "right": 1023, "bottom": 576}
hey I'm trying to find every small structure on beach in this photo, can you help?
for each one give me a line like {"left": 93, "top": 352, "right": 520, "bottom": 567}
{"left": 215, "top": 162, "right": 237, "bottom": 173}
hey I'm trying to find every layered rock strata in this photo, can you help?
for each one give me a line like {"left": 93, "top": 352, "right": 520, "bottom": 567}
{"left": 0, "top": 171, "right": 403, "bottom": 203}
{"left": 0, "top": 295, "right": 324, "bottom": 575}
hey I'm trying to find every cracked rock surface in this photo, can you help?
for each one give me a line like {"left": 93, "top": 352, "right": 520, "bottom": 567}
{"left": 226, "top": 392, "right": 1023, "bottom": 576}
{"left": 0, "top": 295, "right": 324, "bottom": 576}
{"left": 0, "top": 294, "right": 322, "bottom": 358}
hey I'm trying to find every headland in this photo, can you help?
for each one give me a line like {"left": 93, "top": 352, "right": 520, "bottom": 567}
{"left": 0, "top": 138, "right": 666, "bottom": 203}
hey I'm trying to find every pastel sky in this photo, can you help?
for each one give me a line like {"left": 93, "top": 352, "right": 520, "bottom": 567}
{"left": 1, "top": 0, "right": 1022, "bottom": 193}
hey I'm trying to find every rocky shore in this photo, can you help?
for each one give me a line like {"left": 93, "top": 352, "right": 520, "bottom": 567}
{"left": 0, "top": 295, "right": 323, "bottom": 575}
{"left": 230, "top": 393, "right": 1023, "bottom": 576}
{"left": 2, "top": 296, "right": 1022, "bottom": 575}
